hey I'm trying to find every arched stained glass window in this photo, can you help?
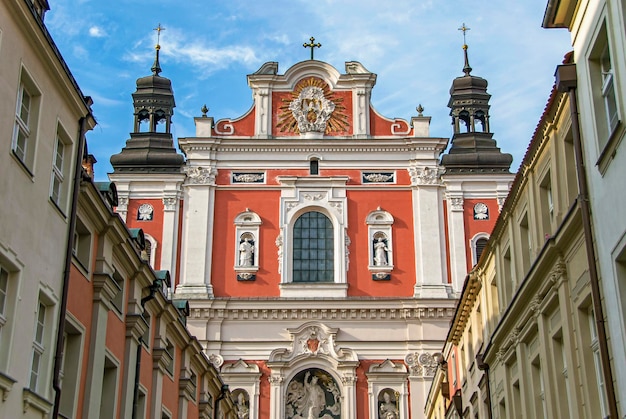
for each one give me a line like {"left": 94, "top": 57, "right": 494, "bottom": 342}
{"left": 293, "top": 211, "right": 334, "bottom": 282}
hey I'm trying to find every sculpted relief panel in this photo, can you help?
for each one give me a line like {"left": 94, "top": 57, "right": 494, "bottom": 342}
{"left": 285, "top": 368, "right": 341, "bottom": 419}
{"left": 276, "top": 77, "right": 350, "bottom": 136}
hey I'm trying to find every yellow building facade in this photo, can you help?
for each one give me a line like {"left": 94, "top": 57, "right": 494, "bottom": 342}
{"left": 427, "top": 51, "right": 615, "bottom": 418}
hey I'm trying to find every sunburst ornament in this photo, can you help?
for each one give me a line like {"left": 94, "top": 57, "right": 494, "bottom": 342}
{"left": 277, "top": 77, "right": 349, "bottom": 136}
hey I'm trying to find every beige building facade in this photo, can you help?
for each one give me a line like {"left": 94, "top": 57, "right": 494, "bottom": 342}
{"left": 544, "top": 0, "right": 626, "bottom": 414}
{"left": 0, "top": 0, "right": 97, "bottom": 417}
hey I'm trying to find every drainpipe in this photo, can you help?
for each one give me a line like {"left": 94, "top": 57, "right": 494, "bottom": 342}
{"left": 215, "top": 384, "right": 229, "bottom": 418}
{"left": 556, "top": 63, "right": 618, "bottom": 418}
{"left": 131, "top": 282, "right": 158, "bottom": 419}
{"left": 476, "top": 354, "right": 492, "bottom": 419}
{"left": 52, "top": 98, "right": 94, "bottom": 418}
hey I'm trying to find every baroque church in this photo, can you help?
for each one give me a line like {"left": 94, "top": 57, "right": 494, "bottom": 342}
{"left": 108, "top": 40, "right": 513, "bottom": 418}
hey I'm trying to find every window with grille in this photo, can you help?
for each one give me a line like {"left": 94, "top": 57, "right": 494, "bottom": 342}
{"left": 292, "top": 211, "right": 334, "bottom": 282}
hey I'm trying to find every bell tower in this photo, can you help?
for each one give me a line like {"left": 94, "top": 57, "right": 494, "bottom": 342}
{"left": 110, "top": 24, "right": 183, "bottom": 173}
{"left": 442, "top": 24, "right": 512, "bottom": 174}
{"left": 109, "top": 26, "right": 185, "bottom": 289}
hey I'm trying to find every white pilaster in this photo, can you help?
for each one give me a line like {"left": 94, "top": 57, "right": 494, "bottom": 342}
{"left": 160, "top": 194, "right": 180, "bottom": 284}
{"left": 176, "top": 169, "right": 216, "bottom": 298}
{"left": 411, "top": 167, "right": 450, "bottom": 298}
{"left": 446, "top": 193, "right": 468, "bottom": 294}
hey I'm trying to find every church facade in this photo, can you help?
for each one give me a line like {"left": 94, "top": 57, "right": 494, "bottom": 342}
{"left": 109, "top": 47, "right": 513, "bottom": 418}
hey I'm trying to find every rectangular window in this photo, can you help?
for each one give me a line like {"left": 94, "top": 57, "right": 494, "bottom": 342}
{"left": 519, "top": 213, "right": 531, "bottom": 275}
{"left": 50, "top": 133, "right": 67, "bottom": 207}
{"left": 12, "top": 70, "right": 40, "bottom": 171}
{"left": 165, "top": 339, "right": 175, "bottom": 376}
{"left": 502, "top": 247, "right": 513, "bottom": 304}
{"left": 100, "top": 356, "right": 118, "bottom": 419}
{"left": 59, "top": 321, "right": 84, "bottom": 418}
{"left": 539, "top": 172, "right": 554, "bottom": 239}
{"left": 30, "top": 302, "right": 46, "bottom": 391}
{"left": 589, "top": 23, "right": 620, "bottom": 151}
{"left": 111, "top": 271, "right": 125, "bottom": 314}
{"left": 588, "top": 308, "right": 609, "bottom": 418}
{"left": 13, "top": 84, "right": 32, "bottom": 162}
{"left": 0, "top": 263, "right": 17, "bottom": 371}
{"left": 601, "top": 45, "right": 618, "bottom": 135}
{"left": 72, "top": 217, "right": 92, "bottom": 270}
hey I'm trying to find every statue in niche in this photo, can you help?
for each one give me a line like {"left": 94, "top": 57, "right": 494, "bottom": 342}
{"left": 285, "top": 368, "right": 341, "bottom": 419}
{"left": 232, "top": 390, "right": 249, "bottom": 419}
{"left": 373, "top": 237, "right": 389, "bottom": 266}
{"left": 378, "top": 390, "right": 399, "bottom": 419}
{"left": 238, "top": 236, "right": 255, "bottom": 267}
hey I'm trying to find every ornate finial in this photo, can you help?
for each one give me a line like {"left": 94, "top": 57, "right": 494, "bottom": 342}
{"left": 303, "top": 37, "right": 322, "bottom": 60}
{"left": 416, "top": 104, "right": 424, "bottom": 116}
{"left": 151, "top": 23, "right": 165, "bottom": 76}
{"left": 458, "top": 23, "right": 472, "bottom": 76}
{"left": 201, "top": 104, "right": 209, "bottom": 117}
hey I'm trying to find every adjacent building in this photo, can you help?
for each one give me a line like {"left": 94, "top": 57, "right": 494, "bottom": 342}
{"left": 109, "top": 36, "right": 514, "bottom": 417}
{"left": 0, "top": 1, "right": 232, "bottom": 418}
{"left": 544, "top": 0, "right": 626, "bottom": 415}
{"left": 0, "top": 0, "right": 96, "bottom": 416}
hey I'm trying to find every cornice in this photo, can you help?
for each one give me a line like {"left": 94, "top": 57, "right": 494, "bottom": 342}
{"left": 189, "top": 304, "right": 456, "bottom": 322}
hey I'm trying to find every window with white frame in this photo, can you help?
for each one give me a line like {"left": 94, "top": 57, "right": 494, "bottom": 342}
{"left": 30, "top": 301, "right": 47, "bottom": 392}
{"left": 588, "top": 307, "right": 609, "bottom": 418}
{"left": 277, "top": 176, "right": 349, "bottom": 297}
{"left": 0, "top": 258, "right": 20, "bottom": 373}
{"left": 143, "top": 234, "right": 158, "bottom": 268}
{"left": 0, "top": 266, "right": 8, "bottom": 351}
{"left": 51, "top": 136, "right": 65, "bottom": 204}
{"left": 589, "top": 23, "right": 620, "bottom": 151}
{"left": 12, "top": 70, "right": 40, "bottom": 171}
{"left": 293, "top": 211, "right": 334, "bottom": 282}
{"left": 470, "top": 233, "right": 489, "bottom": 266}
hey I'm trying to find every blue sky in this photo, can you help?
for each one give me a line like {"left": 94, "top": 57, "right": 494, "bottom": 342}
{"left": 46, "top": 0, "right": 572, "bottom": 181}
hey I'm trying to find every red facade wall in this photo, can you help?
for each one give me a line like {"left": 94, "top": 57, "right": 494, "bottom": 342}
{"left": 463, "top": 198, "right": 499, "bottom": 271}
{"left": 347, "top": 190, "right": 415, "bottom": 297}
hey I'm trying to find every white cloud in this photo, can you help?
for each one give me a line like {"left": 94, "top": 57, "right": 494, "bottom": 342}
{"left": 89, "top": 26, "right": 106, "bottom": 37}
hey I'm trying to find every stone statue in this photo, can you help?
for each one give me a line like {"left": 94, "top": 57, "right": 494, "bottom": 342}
{"left": 235, "top": 392, "right": 249, "bottom": 419}
{"left": 302, "top": 371, "right": 326, "bottom": 419}
{"left": 374, "top": 237, "right": 389, "bottom": 266}
{"left": 239, "top": 237, "right": 254, "bottom": 266}
{"left": 379, "top": 391, "right": 399, "bottom": 419}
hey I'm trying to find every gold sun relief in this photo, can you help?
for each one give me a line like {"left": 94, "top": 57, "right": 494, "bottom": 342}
{"left": 277, "top": 77, "right": 349, "bottom": 135}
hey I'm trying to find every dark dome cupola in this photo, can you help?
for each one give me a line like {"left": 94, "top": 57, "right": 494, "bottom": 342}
{"left": 442, "top": 26, "right": 512, "bottom": 174}
{"left": 111, "top": 26, "right": 184, "bottom": 173}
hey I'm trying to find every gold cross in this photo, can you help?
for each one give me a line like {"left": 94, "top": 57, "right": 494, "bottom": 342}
{"left": 458, "top": 23, "right": 470, "bottom": 46}
{"left": 154, "top": 23, "right": 165, "bottom": 46}
{"left": 303, "top": 37, "right": 322, "bottom": 60}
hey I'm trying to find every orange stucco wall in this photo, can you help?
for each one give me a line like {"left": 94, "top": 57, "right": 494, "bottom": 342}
{"left": 215, "top": 106, "right": 255, "bottom": 137}
{"left": 369, "top": 109, "right": 411, "bottom": 137}
{"left": 212, "top": 189, "right": 282, "bottom": 297}
{"left": 347, "top": 190, "right": 415, "bottom": 297}
{"left": 125, "top": 198, "right": 166, "bottom": 269}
